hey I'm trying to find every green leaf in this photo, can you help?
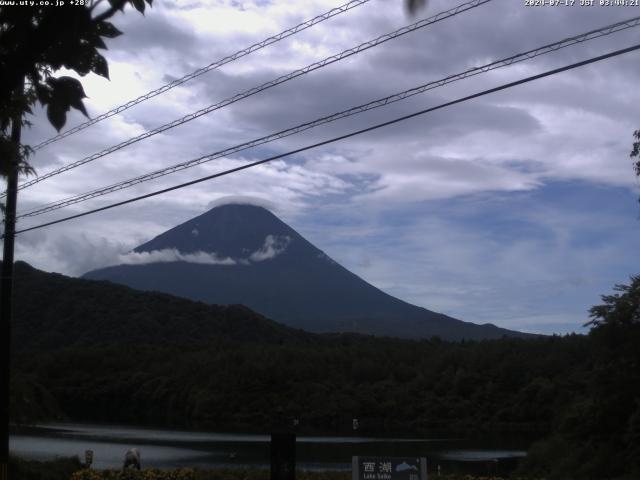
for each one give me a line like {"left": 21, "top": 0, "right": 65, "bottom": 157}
{"left": 69, "top": 96, "right": 89, "bottom": 118}
{"left": 131, "top": 0, "right": 145, "bottom": 13}
{"left": 46, "top": 76, "right": 89, "bottom": 123}
{"left": 107, "top": 0, "right": 127, "bottom": 11}
{"left": 406, "top": 0, "right": 427, "bottom": 15}
{"left": 92, "top": 53, "right": 109, "bottom": 79}
{"left": 34, "top": 84, "right": 52, "bottom": 105}
{"left": 48, "top": 76, "right": 87, "bottom": 103}
{"left": 92, "top": 34, "right": 107, "bottom": 50}
{"left": 46, "top": 102, "right": 67, "bottom": 132}
{"left": 96, "top": 21, "right": 123, "bottom": 39}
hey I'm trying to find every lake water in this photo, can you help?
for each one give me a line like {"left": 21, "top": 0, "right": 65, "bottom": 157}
{"left": 10, "top": 423, "right": 527, "bottom": 474}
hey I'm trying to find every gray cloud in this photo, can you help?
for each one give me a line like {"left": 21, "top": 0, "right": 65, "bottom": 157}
{"left": 104, "top": 6, "right": 198, "bottom": 60}
{"left": 9, "top": 0, "right": 640, "bottom": 336}
{"left": 297, "top": 194, "right": 639, "bottom": 333}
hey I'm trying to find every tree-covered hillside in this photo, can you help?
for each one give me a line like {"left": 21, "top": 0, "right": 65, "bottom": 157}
{"left": 10, "top": 261, "right": 581, "bottom": 434}
{"left": 517, "top": 275, "right": 640, "bottom": 479}
{"left": 11, "top": 261, "right": 310, "bottom": 351}
{"left": 8, "top": 262, "right": 640, "bottom": 478}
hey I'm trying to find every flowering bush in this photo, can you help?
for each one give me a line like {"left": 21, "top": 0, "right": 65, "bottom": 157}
{"left": 70, "top": 469, "right": 517, "bottom": 480}
{"left": 71, "top": 469, "right": 198, "bottom": 480}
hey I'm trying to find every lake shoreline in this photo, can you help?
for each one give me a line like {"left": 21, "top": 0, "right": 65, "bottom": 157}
{"left": 10, "top": 422, "right": 528, "bottom": 477}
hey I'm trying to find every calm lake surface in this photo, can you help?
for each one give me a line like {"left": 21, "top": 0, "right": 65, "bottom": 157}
{"left": 10, "top": 423, "right": 527, "bottom": 472}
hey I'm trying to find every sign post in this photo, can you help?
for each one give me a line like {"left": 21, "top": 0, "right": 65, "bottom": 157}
{"left": 271, "top": 433, "right": 295, "bottom": 480}
{"left": 353, "top": 457, "right": 427, "bottom": 480}
{"left": 84, "top": 450, "right": 94, "bottom": 468}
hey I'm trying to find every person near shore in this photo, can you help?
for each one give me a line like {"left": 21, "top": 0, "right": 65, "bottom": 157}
{"left": 123, "top": 448, "right": 141, "bottom": 470}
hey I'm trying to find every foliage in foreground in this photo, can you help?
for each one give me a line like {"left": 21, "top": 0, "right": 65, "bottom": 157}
{"left": 516, "top": 275, "right": 640, "bottom": 480}
{"left": 0, "top": 0, "right": 153, "bottom": 182}
{"left": 8, "top": 455, "right": 83, "bottom": 480}
{"left": 70, "top": 469, "right": 513, "bottom": 480}
{"left": 7, "top": 459, "right": 515, "bottom": 480}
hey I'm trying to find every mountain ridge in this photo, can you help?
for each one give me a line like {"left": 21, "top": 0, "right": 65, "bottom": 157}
{"left": 9, "top": 260, "right": 310, "bottom": 352}
{"left": 84, "top": 203, "right": 532, "bottom": 340}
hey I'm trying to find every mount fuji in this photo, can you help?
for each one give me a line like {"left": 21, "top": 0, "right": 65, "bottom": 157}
{"left": 83, "top": 203, "right": 529, "bottom": 340}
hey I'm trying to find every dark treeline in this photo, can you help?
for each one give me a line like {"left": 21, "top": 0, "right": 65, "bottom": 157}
{"left": 13, "top": 335, "right": 589, "bottom": 435}
{"left": 518, "top": 276, "right": 640, "bottom": 479}
{"left": 9, "top": 262, "right": 640, "bottom": 478}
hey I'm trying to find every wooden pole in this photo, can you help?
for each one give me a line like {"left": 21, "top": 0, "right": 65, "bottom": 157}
{"left": 1, "top": 77, "right": 23, "bottom": 480}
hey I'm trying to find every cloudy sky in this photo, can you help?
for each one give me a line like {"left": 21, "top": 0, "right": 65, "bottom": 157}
{"left": 11, "top": 0, "right": 640, "bottom": 334}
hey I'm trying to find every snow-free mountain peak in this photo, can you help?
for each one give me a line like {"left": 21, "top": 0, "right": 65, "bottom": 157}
{"left": 134, "top": 203, "right": 303, "bottom": 260}
{"left": 84, "top": 203, "right": 532, "bottom": 340}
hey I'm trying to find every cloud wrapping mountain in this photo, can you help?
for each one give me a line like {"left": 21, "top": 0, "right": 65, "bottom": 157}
{"left": 84, "top": 203, "right": 532, "bottom": 340}
{"left": 249, "top": 235, "right": 291, "bottom": 262}
{"left": 118, "top": 248, "right": 236, "bottom": 266}
{"left": 116, "top": 234, "right": 291, "bottom": 266}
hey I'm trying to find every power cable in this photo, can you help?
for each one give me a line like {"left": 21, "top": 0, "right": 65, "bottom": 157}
{"left": 12, "top": 42, "right": 640, "bottom": 236}
{"left": 8, "top": 0, "right": 491, "bottom": 197}
{"left": 17, "top": 15, "right": 640, "bottom": 218}
{"left": 31, "top": 0, "right": 374, "bottom": 151}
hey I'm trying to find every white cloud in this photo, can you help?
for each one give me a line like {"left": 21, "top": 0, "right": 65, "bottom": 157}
{"left": 115, "top": 234, "right": 292, "bottom": 266}
{"left": 207, "top": 195, "right": 278, "bottom": 211}
{"left": 118, "top": 248, "right": 236, "bottom": 265}
{"left": 249, "top": 235, "right": 291, "bottom": 262}
{"left": 9, "top": 0, "right": 640, "bottom": 335}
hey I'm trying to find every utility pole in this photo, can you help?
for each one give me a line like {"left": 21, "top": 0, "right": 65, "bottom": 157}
{"left": 1, "top": 77, "right": 23, "bottom": 480}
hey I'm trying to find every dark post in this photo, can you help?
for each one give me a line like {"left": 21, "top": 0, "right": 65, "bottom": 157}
{"left": 270, "top": 433, "right": 296, "bottom": 480}
{"left": 1, "top": 79, "right": 23, "bottom": 480}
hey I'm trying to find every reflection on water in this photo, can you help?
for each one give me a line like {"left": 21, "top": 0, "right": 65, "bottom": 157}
{"left": 11, "top": 435, "right": 211, "bottom": 470}
{"left": 10, "top": 423, "right": 527, "bottom": 471}
{"left": 439, "top": 450, "right": 527, "bottom": 462}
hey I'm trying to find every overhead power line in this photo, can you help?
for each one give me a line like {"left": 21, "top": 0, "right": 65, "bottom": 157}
{"left": 12, "top": 43, "right": 640, "bottom": 237}
{"left": 31, "top": 0, "right": 374, "bottom": 152}
{"left": 8, "top": 0, "right": 491, "bottom": 197}
{"left": 17, "top": 15, "right": 640, "bottom": 219}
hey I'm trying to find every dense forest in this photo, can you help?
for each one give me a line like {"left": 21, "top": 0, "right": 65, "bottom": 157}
{"left": 8, "top": 262, "right": 640, "bottom": 479}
